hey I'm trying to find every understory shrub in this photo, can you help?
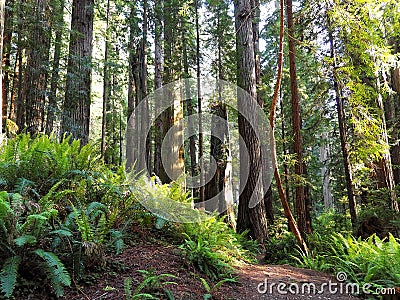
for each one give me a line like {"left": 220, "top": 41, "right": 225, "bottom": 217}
{"left": 293, "top": 233, "right": 400, "bottom": 298}
{"left": 0, "top": 134, "right": 132, "bottom": 297}
{"left": 179, "top": 215, "right": 258, "bottom": 280}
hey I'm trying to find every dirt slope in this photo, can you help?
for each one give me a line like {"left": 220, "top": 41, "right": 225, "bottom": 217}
{"left": 60, "top": 242, "right": 359, "bottom": 300}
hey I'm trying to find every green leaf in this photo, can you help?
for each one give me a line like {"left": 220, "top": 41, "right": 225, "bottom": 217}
{"left": 165, "top": 288, "right": 175, "bottom": 300}
{"left": 50, "top": 229, "right": 73, "bottom": 237}
{"left": 213, "top": 278, "right": 237, "bottom": 291}
{"left": 124, "top": 277, "right": 132, "bottom": 299}
{"left": 200, "top": 278, "right": 211, "bottom": 292}
{"left": 33, "top": 249, "right": 71, "bottom": 297}
{"left": 0, "top": 256, "right": 21, "bottom": 297}
{"left": 14, "top": 235, "right": 37, "bottom": 246}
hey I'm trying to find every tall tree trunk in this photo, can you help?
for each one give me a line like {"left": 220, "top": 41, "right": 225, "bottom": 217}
{"left": 320, "top": 132, "right": 334, "bottom": 209}
{"left": 375, "top": 76, "right": 398, "bottom": 212}
{"left": 15, "top": 0, "right": 25, "bottom": 132}
{"left": 126, "top": 0, "right": 150, "bottom": 173}
{"left": 269, "top": 0, "right": 308, "bottom": 253}
{"left": 195, "top": 0, "right": 205, "bottom": 202}
{"left": 182, "top": 27, "right": 197, "bottom": 196}
{"left": 286, "top": 0, "right": 310, "bottom": 234}
{"left": 216, "top": 9, "right": 235, "bottom": 227}
{"left": 390, "top": 61, "right": 400, "bottom": 185}
{"left": 157, "top": 0, "right": 174, "bottom": 183}
{"left": 328, "top": 26, "right": 357, "bottom": 227}
{"left": 251, "top": 0, "right": 274, "bottom": 223}
{"left": 0, "top": 0, "right": 4, "bottom": 134}
{"left": 2, "top": 0, "right": 12, "bottom": 132}
{"left": 45, "top": 0, "right": 64, "bottom": 135}
{"left": 9, "top": 29, "right": 21, "bottom": 122}
{"left": 153, "top": 0, "right": 164, "bottom": 176}
{"left": 280, "top": 94, "right": 290, "bottom": 202}
{"left": 24, "top": 0, "right": 51, "bottom": 135}
{"left": 15, "top": 40, "right": 24, "bottom": 131}
{"left": 61, "top": 0, "right": 94, "bottom": 144}
{"left": 235, "top": 0, "right": 268, "bottom": 247}
{"left": 101, "top": 0, "right": 110, "bottom": 159}
{"left": 126, "top": 3, "right": 138, "bottom": 171}
{"left": 139, "top": 0, "right": 150, "bottom": 172}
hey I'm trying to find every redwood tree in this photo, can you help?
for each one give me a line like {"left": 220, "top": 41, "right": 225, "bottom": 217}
{"left": 24, "top": 0, "right": 51, "bottom": 135}
{"left": 61, "top": 0, "right": 94, "bottom": 144}
{"left": 235, "top": 0, "right": 268, "bottom": 247}
{"left": 286, "top": 0, "right": 311, "bottom": 235}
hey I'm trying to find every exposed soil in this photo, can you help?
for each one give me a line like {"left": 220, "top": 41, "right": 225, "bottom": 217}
{"left": 58, "top": 241, "right": 359, "bottom": 300}
{"left": 10, "top": 227, "right": 363, "bottom": 300}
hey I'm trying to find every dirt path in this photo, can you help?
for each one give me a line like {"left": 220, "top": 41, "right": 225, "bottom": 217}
{"left": 60, "top": 242, "right": 359, "bottom": 300}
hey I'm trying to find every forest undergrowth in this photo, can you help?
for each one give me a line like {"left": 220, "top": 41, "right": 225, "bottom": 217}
{"left": 0, "top": 134, "right": 398, "bottom": 299}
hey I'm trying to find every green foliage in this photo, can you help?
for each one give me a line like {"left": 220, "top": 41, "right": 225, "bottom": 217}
{"left": 124, "top": 277, "right": 158, "bottom": 300}
{"left": 33, "top": 249, "right": 71, "bottom": 297}
{"left": 313, "top": 210, "right": 352, "bottom": 236}
{"left": 293, "top": 233, "right": 400, "bottom": 296}
{"left": 200, "top": 277, "right": 237, "bottom": 300}
{"left": 124, "top": 269, "right": 177, "bottom": 300}
{"left": 0, "top": 134, "right": 133, "bottom": 296}
{"left": 180, "top": 236, "right": 232, "bottom": 281}
{"left": 0, "top": 190, "right": 71, "bottom": 297}
{"left": 129, "top": 175, "right": 201, "bottom": 224}
{"left": 179, "top": 216, "right": 257, "bottom": 281}
{"left": 265, "top": 233, "right": 298, "bottom": 265}
{"left": 0, "top": 134, "right": 100, "bottom": 194}
{"left": 264, "top": 216, "right": 299, "bottom": 264}
{"left": 0, "top": 256, "right": 21, "bottom": 298}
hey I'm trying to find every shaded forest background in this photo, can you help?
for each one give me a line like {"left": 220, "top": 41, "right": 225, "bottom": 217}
{"left": 0, "top": 0, "right": 400, "bottom": 285}
{"left": 1, "top": 0, "right": 399, "bottom": 237}
{"left": 0, "top": 0, "right": 400, "bottom": 298}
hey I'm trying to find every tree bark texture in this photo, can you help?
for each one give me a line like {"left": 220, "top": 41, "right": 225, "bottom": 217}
{"left": 235, "top": 0, "right": 268, "bottom": 247}
{"left": 61, "top": 0, "right": 94, "bottom": 144}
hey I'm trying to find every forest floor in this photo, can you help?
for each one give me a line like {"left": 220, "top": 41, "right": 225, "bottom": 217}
{"left": 60, "top": 243, "right": 359, "bottom": 300}
{"left": 15, "top": 226, "right": 360, "bottom": 300}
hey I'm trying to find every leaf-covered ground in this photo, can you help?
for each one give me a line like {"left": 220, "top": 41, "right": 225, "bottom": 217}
{"left": 59, "top": 242, "right": 359, "bottom": 300}
{"left": 9, "top": 226, "right": 360, "bottom": 300}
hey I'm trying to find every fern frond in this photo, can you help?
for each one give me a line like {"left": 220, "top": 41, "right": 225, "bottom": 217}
{"left": 86, "top": 202, "right": 108, "bottom": 220}
{"left": 14, "top": 235, "right": 37, "bottom": 247}
{"left": 110, "top": 229, "right": 124, "bottom": 254}
{"left": 33, "top": 249, "right": 71, "bottom": 297}
{"left": 200, "top": 278, "right": 211, "bottom": 292}
{"left": 0, "top": 192, "right": 11, "bottom": 218}
{"left": 13, "top": 178, "right": 36, "bottom": 197}
{"left": 38, "top": 179, "right": 71, "bottom": 208}
{"left": 50, "top": 229, "right": 73, "bottom": 237}
{"left": 69, "top": 203, "right": 93, "bottom": 242}
{"left": 124, "top": 277, "right": 132, "bottom": 299}
{"left": 0, "top": 255, "right": 21, "bottom": 297}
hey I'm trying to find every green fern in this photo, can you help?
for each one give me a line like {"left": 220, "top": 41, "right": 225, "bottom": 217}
{"left": 124, "top": 277, "right": 133, "bottom": 299}
{"left": 34, "top": 249, "right": 71, "bottom": 297}
{"left": 14, "top": 235, "right": 37, "bottom": 247}
{"left": 134, "top": 269, "right": 177, "bottom": 295}
{"left": 0, "top": 256, "right": 21, "bottom": 297}
{"left": 38, "top": 179, "right": 73, "bottom": 209}
{"left": 0, "top": 191, "right": 11, "bottom": 218}
{"left": 13, "top": 178, "right": 37, "bottom": 198}
{"left": 110, "top": 229, "right": 124, "bottom": 254}
{"left": 124, "top": 277, "right": 159, "bottom": 300}
{"left": 68, "top": 202, "right": 94, "bottom": 242}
